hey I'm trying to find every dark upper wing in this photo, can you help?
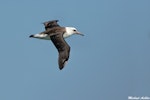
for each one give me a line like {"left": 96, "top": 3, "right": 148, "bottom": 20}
{"left": 50, "top": 33, "right": 70, "bottom": 70}
{"left": 43, "top": 20, "right": 60, "bottom": 30}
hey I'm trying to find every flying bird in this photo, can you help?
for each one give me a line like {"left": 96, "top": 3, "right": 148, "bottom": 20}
{"left": 29, "top": 20, "right": 84, "bottom": 70}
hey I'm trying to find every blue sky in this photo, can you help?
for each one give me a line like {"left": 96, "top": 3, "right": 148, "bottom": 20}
{"left": 0, "top": 0, "right": 150, "bottom": 100}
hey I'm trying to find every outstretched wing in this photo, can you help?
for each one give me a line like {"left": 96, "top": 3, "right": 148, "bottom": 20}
{"left": 50, "top": 33, "right": 70, "bottom": 70}
{"left": 43, "top": 20, "right": 60, "bottom": 30}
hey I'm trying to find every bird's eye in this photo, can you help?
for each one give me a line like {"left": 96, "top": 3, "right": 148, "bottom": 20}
{"left": 73, "top": 29, "right": 76, "bottom": 31}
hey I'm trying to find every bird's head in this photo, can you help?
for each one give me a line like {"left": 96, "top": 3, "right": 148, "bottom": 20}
{"left": 65, "top": 27, "right": 84, "bottom": 36}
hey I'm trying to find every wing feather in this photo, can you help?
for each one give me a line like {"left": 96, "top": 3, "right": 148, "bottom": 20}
{"left": 50, "top": 33, "right": 70, "bottom": 70}
{"left": 43, "top": 20, "right": 60, "bottom": 30}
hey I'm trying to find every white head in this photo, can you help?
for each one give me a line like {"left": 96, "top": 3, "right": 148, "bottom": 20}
{"left": 65, "top": 27, "right": 84, "bottom": 38}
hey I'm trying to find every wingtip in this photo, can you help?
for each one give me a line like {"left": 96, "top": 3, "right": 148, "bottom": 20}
{"left": 59, "top": 65, "right": 64, "bottom": 70}
{"left": 59, "top": 61, "right": 68, "bottom": 70}
{"left": 43, "top": 20, "right": 59, "bottom": 24}
{"left": 59, "top": 67, "right": 63, "bottom": 70}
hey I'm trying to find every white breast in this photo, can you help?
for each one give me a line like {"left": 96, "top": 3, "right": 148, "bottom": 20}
{"left": 63, "top": 32, "right": 72, "bottom": 38}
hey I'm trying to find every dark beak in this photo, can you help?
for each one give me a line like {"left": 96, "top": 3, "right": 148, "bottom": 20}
{"left": 76, "top": 31, "right": 84, "bottom": 36}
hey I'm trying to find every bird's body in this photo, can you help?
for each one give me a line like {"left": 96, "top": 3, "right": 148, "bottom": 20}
{"left": 30, "top": 27, "right": 77, "bottom": 40}
{"left": 29, "top": 20, "right": 83, "bottom": 70}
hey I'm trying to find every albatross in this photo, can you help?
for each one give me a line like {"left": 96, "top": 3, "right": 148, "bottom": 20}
{"left": 29, "top": 20, "right": 84, "bottom": 70}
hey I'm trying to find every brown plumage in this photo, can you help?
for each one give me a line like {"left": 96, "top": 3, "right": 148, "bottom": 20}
{"left": 50, "top": 32, "right": 70, "bottom": 70}
{"left": 43, "top": 20, "right": 60, "bottom": 30}
{"left": 41, "top": 26, "right": 70, "bottom": 70}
